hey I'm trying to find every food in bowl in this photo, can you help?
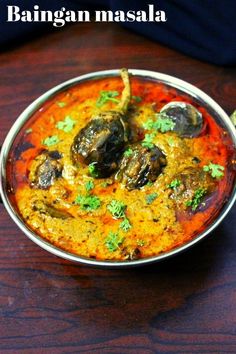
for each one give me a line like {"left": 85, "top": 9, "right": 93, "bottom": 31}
{"left": 5, "top": 69, "right": 236, "bottom": 262}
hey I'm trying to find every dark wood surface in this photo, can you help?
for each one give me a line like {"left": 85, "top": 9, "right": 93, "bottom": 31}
{"left": 0, "top": 22, "right": 236, "bottom": 353}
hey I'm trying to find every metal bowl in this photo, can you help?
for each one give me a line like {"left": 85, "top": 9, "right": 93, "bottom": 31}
{"left": 0, "top": 69, "right": 236, "bottom": 267}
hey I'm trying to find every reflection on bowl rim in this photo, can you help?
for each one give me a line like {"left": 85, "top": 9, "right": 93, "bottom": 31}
{"left": 0, "top": 69, "right": 236, "bottom": 268}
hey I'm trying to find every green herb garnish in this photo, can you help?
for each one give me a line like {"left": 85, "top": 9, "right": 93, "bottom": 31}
{"left": 142, "top": 119, "right": 154, "bottom": 130}
{"left": 119, "top": 218, "right": 132, "bottom": 232}
{"left": 75, "top": 194, "right": 101, "bottom": 211}
{"left": 132, "top": 95, "right": 142, "bottom": 103}
{"left": 42, "top": 135, "right": 60, "bottom": 147}
{"left": 146, "top": 193, "right": 158, "bottom": 205}
{"left": 141, "top": 132, "right": 156, "bottom": 149}
{"left": 96, "top": 91, "right": 120, "bottom": 107}
{"left": 105, "top": 231, "right": 124, "bottom": 252}
{"left": 185, "top": 188, "right": 207, "bottom": 211}
{"left": 168, "top": 179, "right": 181, "bottom": 189}
{"left": 155, "top": 113, "right": 175, "bottom": 133}
{"left": 143, "top": 112, "right": 175, "bottom": 133}
{"left": 124, "top": 147, "right": 133, "bottom": 157}
{"left": 203, "top": 162, "right": 225, "bottom": 179}
{"left": 56, "top": 101, "right": 66, "bottom": 108}
{"left": 85, "top": 180, "right": 94, "bottom": 192}
{"left": 107, "top": 200, "right": 126, "bottom": 219}
{"left": 56, "top": 116, "right": 75, "bottom": 133}
{"left": 88, "top": 162, "right": 99, "bottom": 178}
{"left": 146, "top": 181, "right": 154, "bottom": 187}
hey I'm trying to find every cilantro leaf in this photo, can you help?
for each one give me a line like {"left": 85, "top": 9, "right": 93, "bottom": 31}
{"left": 168, "top": 179, "right": 181, "bottom": 189}
{"left": 96, "top": 91, "right": 120, "bottom": 107}
{"left": 203, "top": 162, "right": 224, "bottom": 179}
{"left": 75, "top": 194, "right": 101, "bottom": 211}
{"left": 143, "top": 112, "right": 175, "bottom": 133}
{"left": 185, "top": 188, "right": 207, "bottom": 211}
{"left": 155, "top": 113, "right": 175, "bottom": 133}
{"left": 42, "top": 135, "right": 60, "bottom": 146}
{"left": 146, "top": 193, "right": 158, "bottom": 205}
{"left": 146, "top": 181, "right": 154, "bottom": 187}
{"left": 132, "top": 95, "right": 142, "bottom": 103}
{"left": 143, "top": 119, "right": 155, "bottom": 130}
{"left": 107, "top": 200, "right": 127, "bottom": 219}
{"left": 141, "top": 132, "right": 156, "bottom": 149}
{"left": 119, "top": 218, "right": 132, "bottom": 232}
{"left": 85, "top": 180, "right": 94, "bottom": 192}
{"left": 88, "top": 162, "right": 99, "bottom": 178}
{"left": 124, "top": 147, "right": 133, "bottom": 157}
{"left": 56, "top": 116, "right": 75, "bottom": 133}
{"left": 105, "top": 232, "right": 124, "bottom": 252}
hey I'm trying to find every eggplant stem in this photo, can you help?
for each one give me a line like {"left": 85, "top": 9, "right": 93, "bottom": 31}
{"left": 117, "top": 68, "right": 131, "bottom": 114}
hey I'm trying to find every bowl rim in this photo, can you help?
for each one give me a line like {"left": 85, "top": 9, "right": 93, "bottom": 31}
{"left": 1, "top": 68, "right": 236, "bottom": 267}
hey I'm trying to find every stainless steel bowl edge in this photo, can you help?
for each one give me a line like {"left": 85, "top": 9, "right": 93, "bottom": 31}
{"left": 0, "top": 69, "right": 236, "bottom": 267}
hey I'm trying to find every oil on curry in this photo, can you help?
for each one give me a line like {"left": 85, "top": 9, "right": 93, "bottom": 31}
{"left": 7, "top": 69, "right": 235, "bottom": 261}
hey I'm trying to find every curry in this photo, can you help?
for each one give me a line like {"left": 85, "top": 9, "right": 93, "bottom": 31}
{"left": 7, "top": 69, "right": 235, "bottom": 261}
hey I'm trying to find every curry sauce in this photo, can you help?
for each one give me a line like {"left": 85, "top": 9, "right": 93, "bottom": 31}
{"left": 7, "top": 74, "right": 235, "bottom": 261}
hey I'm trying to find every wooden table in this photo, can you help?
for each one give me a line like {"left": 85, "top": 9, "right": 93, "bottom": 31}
{"left": 0, "top": 22, "right": 236, "bottom": 353}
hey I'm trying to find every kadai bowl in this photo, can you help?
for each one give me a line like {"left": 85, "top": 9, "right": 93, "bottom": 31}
{"left": 0, "top": 69, "right": 236, "bottom": 267}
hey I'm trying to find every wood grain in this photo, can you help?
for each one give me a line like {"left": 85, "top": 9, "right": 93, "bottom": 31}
{"left": 0, "top": 22, "right": 236, "bottom": 353}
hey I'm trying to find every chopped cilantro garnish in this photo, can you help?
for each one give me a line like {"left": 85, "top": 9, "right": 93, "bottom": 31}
{"left": 107, "top": 200, "right": 126, "bottom": 219}
{"left": 132, "top": 95, "right": 142, "bottom": 103}
{"left": 146, "top": 181, "right": 154, "bottom": 187}
{"left": 185, "top": 188, "right": 207, "bottom": 211}
{"left": 143, "top": 112, "right": 175, "bottom": 133}
{"left": 105, "top": 231, "right": 124, "bottom": 252}
{"left": 88, "top": 162, "right": 99, "bottom": 178}
{"left": 143, "top": 119, "right": 155, "bottom": 130}
{"left": 107, "top": 201, "right": 131, "bottom": 230}
{"left": 168, "top": 179, "right": 181, "bottom": 189}
{"left": 75, "top": 194, "right": 101, "bottom": 211}
{"left": 141, "top": 132, "right": 156, "bottom": 149}
{"left": 85, "top": 180, "right": 94, "bottom": 192}
{"left": 56, "top": 101, "right": 66, "bottom": 108}
{"left": 146, "top": 193, "right": 158, "bottom": 205}
{"left": 124, "top": 147, "right": 133, "bottom": 157}
{"left": 42, "top": 135, "right": 60, "bottom": 146}
{"left": 119, "top": 218, "right": 132, "bottom": 232}
{"left": 56, "top": 116, "right": 75, "bottom": 133}
{"left": 155, "top": 113, "right": 175, "bottom": 133}
{"left": 203, "top": 162, "right": 224, "bottom": 179}
{"left": 96, "top": 91, "right": 120, "bottom": 107}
